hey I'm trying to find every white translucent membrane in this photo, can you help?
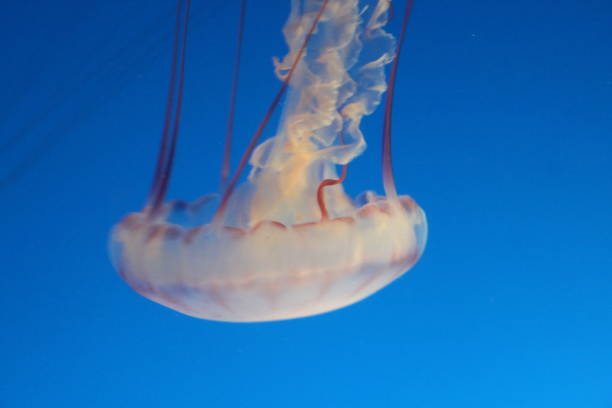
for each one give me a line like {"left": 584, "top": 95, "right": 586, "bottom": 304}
{"left": 110, "top": 0, "right": 428, "bottom": 322}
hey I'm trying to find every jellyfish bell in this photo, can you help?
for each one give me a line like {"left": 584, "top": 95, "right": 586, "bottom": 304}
{"left": 113, "top": 192, "right": 425, "bottom": 322}
{"left": 110, "top": 0, "right": 427, "bottom": 322}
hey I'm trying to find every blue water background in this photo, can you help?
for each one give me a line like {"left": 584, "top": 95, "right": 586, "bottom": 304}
{"left": 1, "top": 0, "right": 611, "bottom": 406}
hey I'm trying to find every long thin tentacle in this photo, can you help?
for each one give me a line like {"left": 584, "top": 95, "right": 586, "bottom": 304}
{"left": 147, "top": 0, "right": 183, "bottom": 208}
{"left": 317, "top": 164, "right": 348, "bottom": 220}
{"left": 220, "top": 0, "right": 247, "bottom": 191}
{"left": 382, "top": 0, "right": 415, "bottom": 201}
{"left": 148, "top": 0, "right": 192, "bottom": 215}
{"left": 151, "top": 0, "right": 192, "bottom": 213}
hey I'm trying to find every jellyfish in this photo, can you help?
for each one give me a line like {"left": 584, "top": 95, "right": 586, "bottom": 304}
{"left": 110, "top": 0, "right": 427, "bottom": 322}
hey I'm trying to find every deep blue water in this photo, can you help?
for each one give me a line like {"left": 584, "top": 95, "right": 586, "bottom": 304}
{"left": 1, "top": 0, "right": 611, "bottom": 406}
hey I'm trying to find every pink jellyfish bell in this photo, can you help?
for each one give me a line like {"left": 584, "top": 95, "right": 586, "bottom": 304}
{"left": 110, "top": 0, "right": 427, "bottom": 322}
